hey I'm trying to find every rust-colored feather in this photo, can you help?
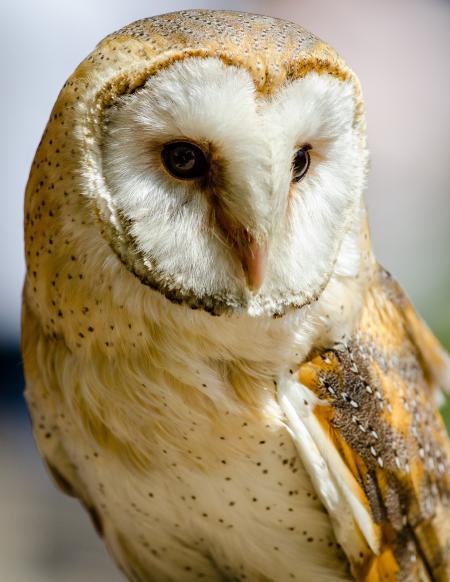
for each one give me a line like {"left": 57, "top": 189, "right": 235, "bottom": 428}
{"left": 298, "top": 267, "right": 450, "bottom": 581}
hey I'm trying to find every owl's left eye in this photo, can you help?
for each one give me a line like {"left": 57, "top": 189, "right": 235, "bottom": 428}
{"left": 161, "top": 141, "right": 209, "bottom": 180}
{"left": 292, "top": 144, "right": 312, "bottom": 183}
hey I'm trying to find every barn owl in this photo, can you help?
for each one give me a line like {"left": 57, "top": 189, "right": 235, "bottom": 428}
{"left": 22, "top": 9, "right": 450, "bottom": 582}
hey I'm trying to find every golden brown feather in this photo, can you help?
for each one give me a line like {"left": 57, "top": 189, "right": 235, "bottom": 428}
{"left": 298, "top": 267, "right": 450, "bottom": 581}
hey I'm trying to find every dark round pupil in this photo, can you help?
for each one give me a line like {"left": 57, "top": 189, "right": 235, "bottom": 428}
{"left": 162, "top": 141, "right": 207, "bottom": 179}
{"left": 170, "top": 145, "right": 196, "bottom": 171}
{"left": 292, "top": 146, "right": 311, "bottom": 182}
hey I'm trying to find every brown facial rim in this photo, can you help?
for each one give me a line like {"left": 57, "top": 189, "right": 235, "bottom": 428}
{"left": 106, "top": 208, "right": 334, "bottom": 317}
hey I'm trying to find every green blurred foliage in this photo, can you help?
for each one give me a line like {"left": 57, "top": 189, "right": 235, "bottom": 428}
{"left": 437, "top": 327, "right": 450, "bottom": 434}
{"left": 442, "top": 398, "right": 450, "bottom": 435}
{"left": 421, "top": 279, "right": 450, "bottom": 434}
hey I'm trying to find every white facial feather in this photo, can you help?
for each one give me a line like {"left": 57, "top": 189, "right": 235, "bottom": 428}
{"left": 100, "top": 57, "right": 367, "bottom": 317}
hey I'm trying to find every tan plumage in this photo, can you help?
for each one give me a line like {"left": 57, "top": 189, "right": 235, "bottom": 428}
{"left": 22, "top": 10, "right": 449, "bottom": 581}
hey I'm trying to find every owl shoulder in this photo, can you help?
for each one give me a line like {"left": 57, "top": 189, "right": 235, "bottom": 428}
{"left": 280, "top": 266, "right": 450, "bottom": 580}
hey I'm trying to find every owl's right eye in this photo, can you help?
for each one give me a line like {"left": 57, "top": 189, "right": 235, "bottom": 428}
{"left": 161, "top": 141, "right": 209, "bottom": 180}
{"left": 292, "top": 144, "right": 312, "bottom": 183}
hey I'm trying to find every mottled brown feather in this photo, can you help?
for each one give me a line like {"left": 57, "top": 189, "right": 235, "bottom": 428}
{"left": 298, "top": 267, "right": 450, "bottom": 581}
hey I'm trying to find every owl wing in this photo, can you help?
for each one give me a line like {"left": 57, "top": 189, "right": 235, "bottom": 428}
{"left": 278, "top": 267, "right": 450, "bottom": 581}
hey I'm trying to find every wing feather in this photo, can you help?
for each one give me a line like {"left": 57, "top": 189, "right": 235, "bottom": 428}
{"left": 279, "top": 267, "right": 450, "bottom": 581}
{"left": 380, "top": 270, "right": 450, "bottom": 403}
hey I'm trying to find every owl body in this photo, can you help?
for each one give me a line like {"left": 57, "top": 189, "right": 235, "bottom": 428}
{"left": 23, "top": 10, "right": 450, "bottom": 581}
{"left": 23, "top": 220, "right": 363, "bottom": 581}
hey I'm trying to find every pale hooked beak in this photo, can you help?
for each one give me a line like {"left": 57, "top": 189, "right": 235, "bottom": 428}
{"left": 238, "top": 235, "right": 268, "bottom": 293}
{"left": 213, "top": 202, "right": 269, "bottom": 292}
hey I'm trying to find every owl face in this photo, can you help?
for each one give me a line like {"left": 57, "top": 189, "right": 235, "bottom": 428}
{"left": 100, "top": 57, "right": 367, "bottom": 317}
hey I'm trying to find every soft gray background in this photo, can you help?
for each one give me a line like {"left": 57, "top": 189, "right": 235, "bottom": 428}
{"left": 1, "top": 1, "right": 449, "bottom": 580}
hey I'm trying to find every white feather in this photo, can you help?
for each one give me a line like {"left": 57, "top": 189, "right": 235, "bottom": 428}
{"left": 98, "top": 58, "right": 368, "bottom": 316}
{"left": 278, "top": 376, "right": 380, "bottom": 557}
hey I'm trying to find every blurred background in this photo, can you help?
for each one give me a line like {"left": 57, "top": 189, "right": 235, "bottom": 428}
{"left": 1, "top": 0, "right": 449, "bottom": 580}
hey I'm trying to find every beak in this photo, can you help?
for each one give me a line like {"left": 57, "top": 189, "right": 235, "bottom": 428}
{"left": 237, "top": 234, "right": 268, "bottom": 293}
{"left": 213, "top": 200, "right": 269, "bottom": 292}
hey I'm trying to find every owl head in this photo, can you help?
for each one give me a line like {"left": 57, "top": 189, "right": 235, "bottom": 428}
{"left": 26, "top": 10, "right": 369, "bottom": 321}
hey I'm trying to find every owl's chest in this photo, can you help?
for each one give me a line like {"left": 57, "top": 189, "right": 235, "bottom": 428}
{"left": 76, "top": 404, "right": 350, "bottom": 581}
